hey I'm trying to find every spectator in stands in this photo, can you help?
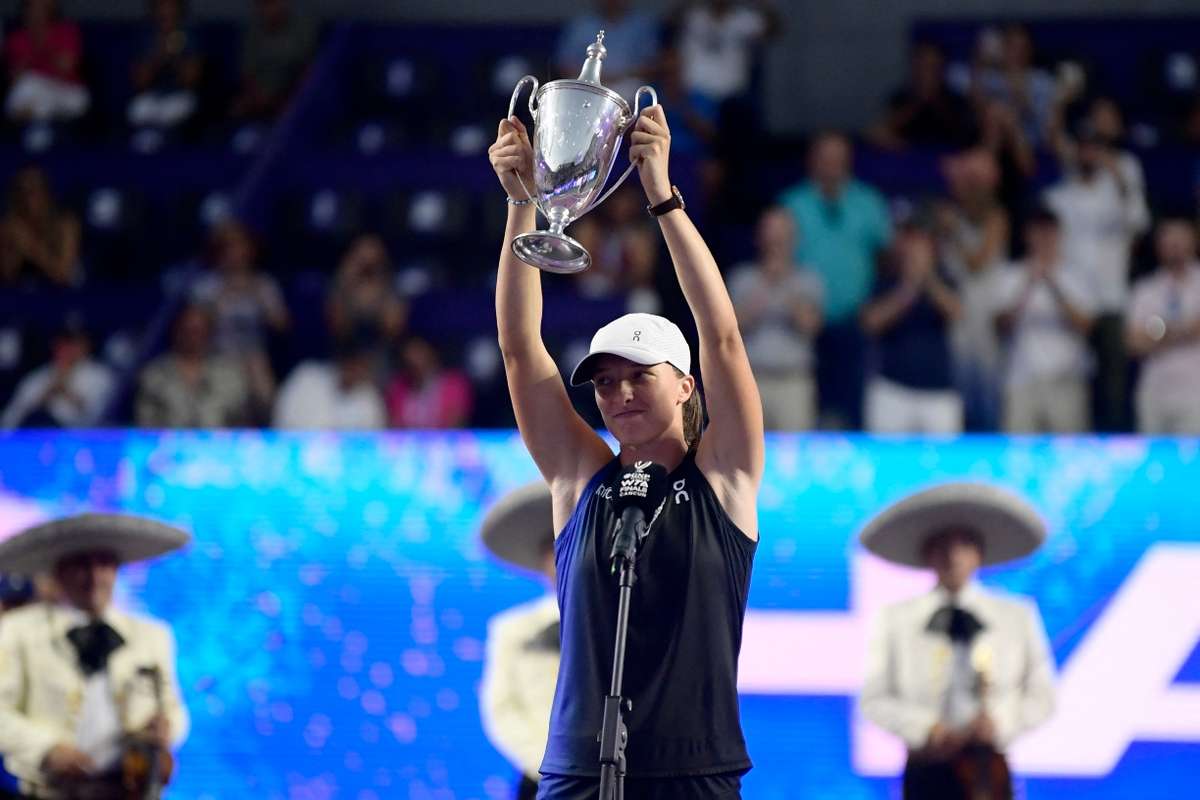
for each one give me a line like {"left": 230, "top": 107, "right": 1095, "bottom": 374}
{"left": 326, "top": 234, "right": 407, "bottom": 351}
{"left": 935, "top": 147, "right": 1009, "bottom": 431}
{"left": 386, "top": 336, "right": 472, "bottom": 429}
{"left": 975, "top": 97, "right": 1035, "bottom": 248}
{"left": 0, "top": 165, "right": 81, "bottom": 288}
{"left": 861, "top": 218, "right": 963, "bottom": 435}
{"left": 190, "top": 219, "right": 290, "bottom": 420}
{"left": 993, "top": 207, "right": 1096, "bottom": 434}
{"left": 1044, "top": 116, "right": 1150, "bottom": 431}
{"left": 557, "top": 0, "right": 658, "bottom": 100}
{"left": 653, "top": 45, "right": 719, "bottom": 159}
{"left": 127, "top": 0, "right": 204, "bottom": 129}
{"left": 135, "top": 302, "right": 250, "bottom": 428}
{"left": 230, "top": 0, "right": 317, "bottom": 120}
{"left": 273, "top": 330, "right": 386, "bottom": 430}
{"left": 574, "top": 187, "right": 648, "bottom": 300}
{"left": 868, "top": 41, "right": 975, "bottom": 151}
{"left": 1126, "top": 219, "right": 1200, "bottom": 434}
{"left": 618, "top": 225, "right": 666, "bottom": 315}
{"left": 3, "top": 0, "right": 90, "bottom": 123}
{"left": 671, "top": 0, "right": 778, "bottom": 107}
{"left": 729, "top": 207, "right": 823, "bottom": 431}
{"left": 778, "top": 131, "right": 891, "bottom": 429}
{"left": 1, "top": 313, "right": 113, "bottom": 429}
{"left": 1179, "top": 96, "right": 1200, "bottom": 147}
{"left": 962, "top": 24, "right": 1056, "bottom": 147}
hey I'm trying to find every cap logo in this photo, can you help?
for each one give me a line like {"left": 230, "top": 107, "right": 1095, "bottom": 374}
{"left": 632, "top": 330, "right": 641, "bottom": 342}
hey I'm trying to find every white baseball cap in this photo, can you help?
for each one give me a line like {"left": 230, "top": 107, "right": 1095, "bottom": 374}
{"left": 569, "top": 313, "right": 691, "bottom": 386}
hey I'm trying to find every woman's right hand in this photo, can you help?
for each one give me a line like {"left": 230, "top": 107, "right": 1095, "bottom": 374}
{"left": 488, "top": 116, "right": 535, "bottom": 203}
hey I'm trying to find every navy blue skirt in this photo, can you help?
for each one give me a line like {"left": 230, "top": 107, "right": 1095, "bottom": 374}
{"left": 536, "top": 772, "right": 742, "bottom": 800}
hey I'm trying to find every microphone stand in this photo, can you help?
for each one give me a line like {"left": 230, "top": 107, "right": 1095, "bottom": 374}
{"left": 599, "top": 511, "right": 644, "bottom": 800}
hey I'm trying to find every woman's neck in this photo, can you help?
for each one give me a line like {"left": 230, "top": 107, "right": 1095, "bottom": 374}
{"left": 618, "top": 435, "right": 689, "bottom": 472}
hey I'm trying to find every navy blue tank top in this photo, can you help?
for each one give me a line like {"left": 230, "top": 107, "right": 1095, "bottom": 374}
{"left": 540, "top": 453, "right": 757, "bottom": 778}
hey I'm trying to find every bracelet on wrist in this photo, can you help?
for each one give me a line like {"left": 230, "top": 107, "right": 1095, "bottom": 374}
{"left": 506, "top": 196, "right": 532, "bottom": 206}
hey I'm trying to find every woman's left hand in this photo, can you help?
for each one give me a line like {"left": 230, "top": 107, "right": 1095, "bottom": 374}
{"left": 629, "top": 105, "right": 673, "bottom": 206}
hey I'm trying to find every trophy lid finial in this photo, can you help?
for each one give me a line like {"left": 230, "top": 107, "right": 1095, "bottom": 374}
{"left": 578, "top": 30, "right": 608, "bottom": 85}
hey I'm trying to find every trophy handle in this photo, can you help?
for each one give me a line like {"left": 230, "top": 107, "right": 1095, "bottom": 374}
{"left": 507, "top": 74, "right": 539, "bottom": 120}
{"left": 578, "top": 86, "right": 659, "bottom": 219}
{"left": 506, "top": 75, "right": 543, "bottom": 212}
{"left": 631, "top": 85, "right": 658, "bottom": 119}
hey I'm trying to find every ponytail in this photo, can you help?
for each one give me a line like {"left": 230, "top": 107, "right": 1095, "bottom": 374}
{"left": 675, "top": 368, "right": 705, "bottom": 450}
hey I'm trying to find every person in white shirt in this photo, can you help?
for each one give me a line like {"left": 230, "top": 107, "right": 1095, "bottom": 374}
{"left": 1, "top": 317, "right": 114, "bottom": 430}
{"left": 729, "top": 207, "right": 823, "bottom": 431}
{"left": 272, "top": 334, "right": 387, "bottom": 430}
{"left": 479, "top": 483, "right": 559, "bottom": 800}
{"left": 0, "top": 514, "right": 190, "bottom": 799}
{"left": 993, "top": 208, "right": 1097, "bottom": 433}
{"left": 859, "top": 483, "right": 1055, "bottom": 800}
{"left": 674, "top": 0, "right": 778, "bottom": 105}
{"left": 1126, "top": 218, "right": 1200, "bottom": 434}
{"left": 1043, "top": 120, "right": 1150, "bottom": 431}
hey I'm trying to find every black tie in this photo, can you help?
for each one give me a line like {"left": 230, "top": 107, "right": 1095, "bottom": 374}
{"left": 927, "top": 605, "right": 984, "bottom": 644}
{"left": 66, "top": 621, "right": 125, "bottom": 675}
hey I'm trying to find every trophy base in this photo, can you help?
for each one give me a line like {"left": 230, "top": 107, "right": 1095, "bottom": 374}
{"left": 511, "top": 231, "right": 591, "bottom": 274}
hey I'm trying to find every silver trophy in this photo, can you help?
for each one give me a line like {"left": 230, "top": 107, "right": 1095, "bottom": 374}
{"left": 507, "top": 31, "right": 657, "bottom": 273}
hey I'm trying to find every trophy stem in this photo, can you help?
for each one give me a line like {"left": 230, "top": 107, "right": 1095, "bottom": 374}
{"left": 546, "top": 206, "right": 570, "bottom": 236}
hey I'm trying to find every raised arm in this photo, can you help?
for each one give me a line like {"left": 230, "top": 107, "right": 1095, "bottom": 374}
{"left": 629, "top": 107, "right": 764, "bottom": 528}
{"left": 490, "top": 117, "right": 611, "bottom": 522}
{"left": 862, "top": 281, "right": 920, "bottom": 336}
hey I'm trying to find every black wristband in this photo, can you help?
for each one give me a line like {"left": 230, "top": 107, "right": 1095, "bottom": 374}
{"left": 647, "top": 186, "right": 685, "bottom": 217}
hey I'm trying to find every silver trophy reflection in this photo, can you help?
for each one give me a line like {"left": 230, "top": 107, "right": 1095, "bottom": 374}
{"left": 507, "top": 31, "right": 657, "bottom": 274}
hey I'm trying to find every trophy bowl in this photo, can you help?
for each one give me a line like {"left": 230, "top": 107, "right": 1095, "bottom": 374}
{"left": 507, "top": 32, "right": 657, "bottom": 274}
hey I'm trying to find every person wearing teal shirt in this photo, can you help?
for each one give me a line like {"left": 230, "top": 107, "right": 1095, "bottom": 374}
{"left": 778, "top": 132, "right": 892, "bottom": 428}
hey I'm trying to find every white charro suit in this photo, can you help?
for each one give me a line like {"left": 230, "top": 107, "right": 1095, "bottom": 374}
{"left": 0, "top": 602, "right": 189, "bottom": 796}
{"left": 480, "top": 594, "right": 560, "bottom": 781}
{"left": 861, "top": 583, "right": 1055, "bottom": 752}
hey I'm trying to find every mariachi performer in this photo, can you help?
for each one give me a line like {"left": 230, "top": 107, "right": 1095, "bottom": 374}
{"left": 859, "top": 483, "right": 1056, "bottom": 800}
{"left": 479, "top": 482, "right": 560, "bottom": 800}
{"left": 0, "top": 573, "right": 38, "bottom": 799}
{"left": 0, "top": 514, "right": 190, "bottom": 799}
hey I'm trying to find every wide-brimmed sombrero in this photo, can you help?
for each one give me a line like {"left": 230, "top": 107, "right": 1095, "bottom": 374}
{"left": 0, "top": 513, "right": 191, "bottom": 575}
{"left": 481, "top": 482, "right": 554, "bottom": 574}
{"left": 858, "top": 483, "right": 1046, "bottom": 568}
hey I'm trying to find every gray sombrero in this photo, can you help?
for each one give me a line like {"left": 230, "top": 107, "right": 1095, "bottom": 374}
{"left": 481, "top": 482, "right": 554, "bottom": 574}
{"left": 858, "top": 483, "right": 1046, "bottom": 568}
{"left": 0, "top": 513, "right": 191, "bottom": 575}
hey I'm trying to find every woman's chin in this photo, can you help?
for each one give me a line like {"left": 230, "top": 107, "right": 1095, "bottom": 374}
{"left": 607, "top": 414, "right": 660, "bottom": 445}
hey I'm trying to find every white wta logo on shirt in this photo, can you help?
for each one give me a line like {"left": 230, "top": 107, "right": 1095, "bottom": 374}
{"left": 620, "top": 463, "right": 654, "bottom": 500}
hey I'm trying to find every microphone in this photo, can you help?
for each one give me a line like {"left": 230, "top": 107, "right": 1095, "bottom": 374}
{"left": 609, "top": 461, "right": 669, "bottom": 570}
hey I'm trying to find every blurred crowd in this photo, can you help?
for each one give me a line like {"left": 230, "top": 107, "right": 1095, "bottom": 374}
{"left": 2, "top": 0, "right": 315, "bottom": 138}
{"left": 2, "top": 0, "right": 1200, "bottom": 435}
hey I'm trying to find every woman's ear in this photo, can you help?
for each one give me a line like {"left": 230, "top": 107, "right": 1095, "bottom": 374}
{"left": 678, "top": 374, "right": 696, "bottom": 405}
